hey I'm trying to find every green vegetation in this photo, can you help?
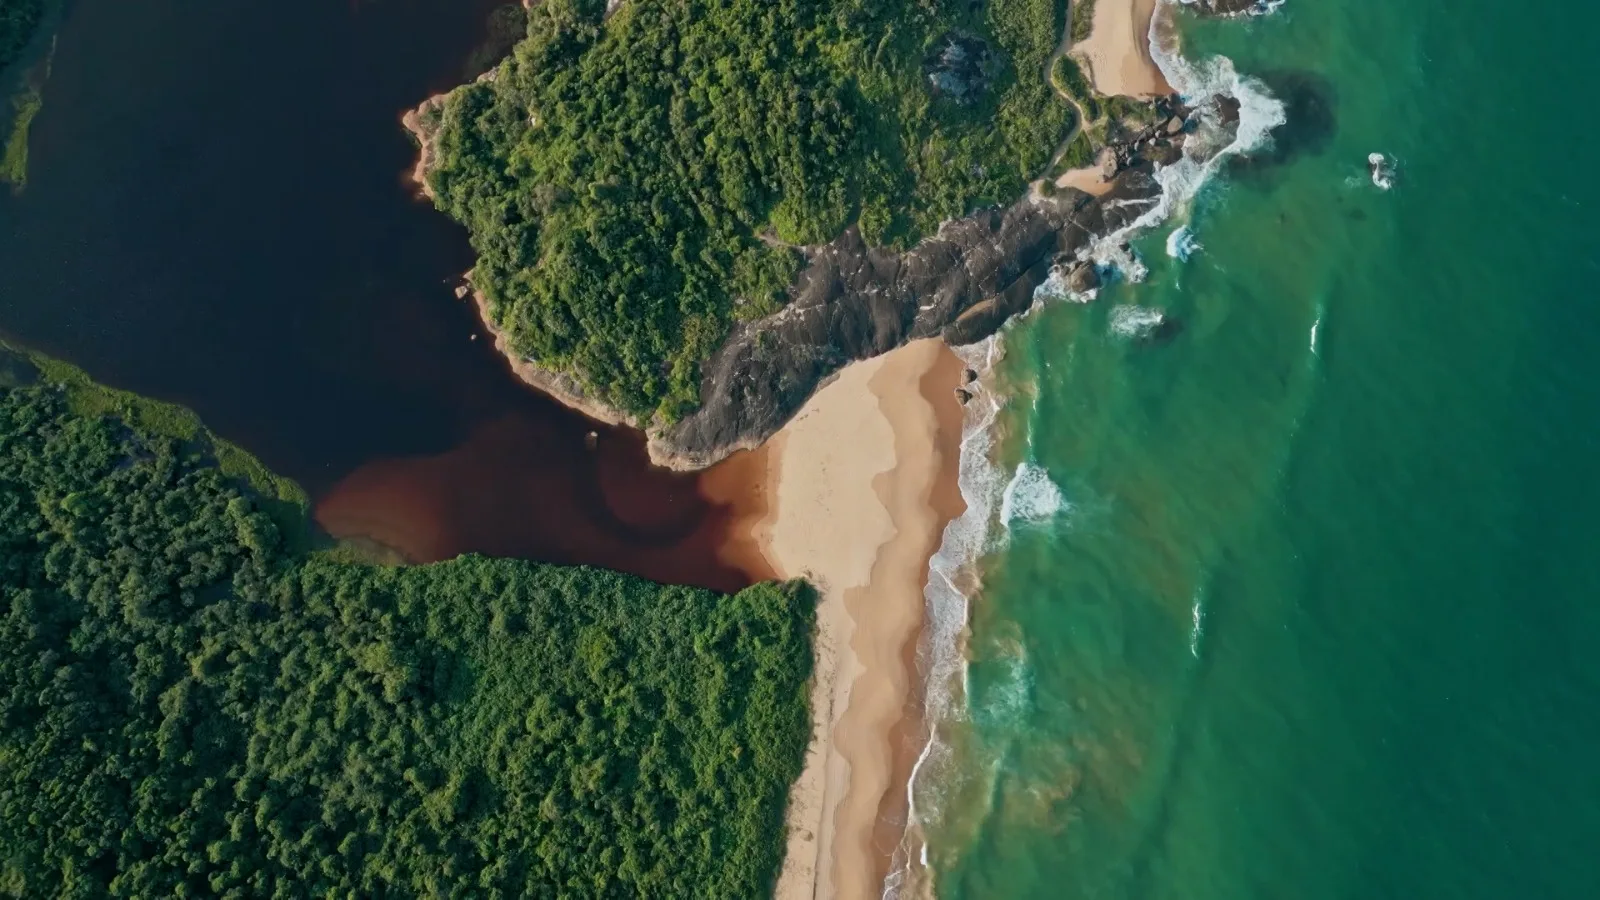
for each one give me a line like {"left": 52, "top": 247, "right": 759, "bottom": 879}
{"left": 0, "top": 355, "right": 814, "bottom": 897}
{"left": 1101, "top": 93, "right": 1160, "bottom": 127}
{"left": 428, "top": 0, "right": 1072, "bottom": 421}
{"left": 1069, "top": 0, "right": 1097, "bottom": 43}
{"left": 0, "top": 84, "right": 37, "bottom": 187}
{"left": 1, "top": 0, "right": 48, "bottom": 189}
{"left": 0, "top": 0, "right": 43, "bottom": 72}
{"left": 1055, "top": 129, "right": 1097, "bottom": 172}
{"left": 1050, "top": 53, "right": 1100, "bottom": 120}
{"left": 1047, "top": 52, "right": 1161, "bottom": 177}
{"left": 14, "top": 347, "right": 309, "bottom": 541}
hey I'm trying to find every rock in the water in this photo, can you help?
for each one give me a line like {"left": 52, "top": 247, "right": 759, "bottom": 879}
{"left": 1135, "top": 315, "right": 1186, "bottom": 347}
{"left": 1196, "top": 0, "right": 1267, "bottom": 13}
{"left": 1066, "top": 261, "right": 1100, "bottom": 294}
{"left": 955, "top": 388, "right": 973, "bottom": 405}
{"left": 1144, "top": 140, "right": 1183, "bottom": 167}
{"left": 964, "top": 368, "right": 979, "bottom": 383}
{"left": 1215, "top": 95, "right": 1242, "bottom": 127}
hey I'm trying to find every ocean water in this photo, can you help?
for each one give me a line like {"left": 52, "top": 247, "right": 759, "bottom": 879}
{"left": 917, "top": 0, "right": 1600, "bottom": 897}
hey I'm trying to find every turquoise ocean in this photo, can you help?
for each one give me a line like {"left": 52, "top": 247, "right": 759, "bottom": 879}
{"left": 909, "top": 0, "right": 1600, "bottom": 897}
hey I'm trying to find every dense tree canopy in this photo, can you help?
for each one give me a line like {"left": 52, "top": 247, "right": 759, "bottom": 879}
{"left": 0, "top": 362, "right": 813, "bottom": 897}
{"left": 427, "top": 0, "right": 1071, "bottom": 420}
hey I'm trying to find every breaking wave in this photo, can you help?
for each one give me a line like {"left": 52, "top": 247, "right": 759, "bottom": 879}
{"left": 1167, "top": 225, "right": 1203, "bottom": 260}
{"left": 1084, "top": 0, "right": 1287, "bottom": 278}
{"left": 1368, "top": 151, "right": 1396, "bottom": 190}
{"left": 1109, "top": 305, "right": 1169, "bottom": 339}
{"left": 1000, "top": 462, "right": 1068, "bottom": 526}
{"left": 887, "top": 7, "right": 1288, "bottom": 897}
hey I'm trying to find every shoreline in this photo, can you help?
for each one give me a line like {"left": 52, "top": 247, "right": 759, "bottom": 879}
{"left": 403, "top": 97, "right": 640, "bottom": 433}
{"left": 394, "top": 1, "right": 1267, "bottom": 892}
{"left": 751, "top": 340, "right": 966, "bottom": 900}
{"left": 1072, "top": 0, "right": 1172, "bottom": 97}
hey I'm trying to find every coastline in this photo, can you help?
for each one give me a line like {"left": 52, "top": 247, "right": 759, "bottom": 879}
{"left": 1072, "top": 0, "right": 1172, "bottom": 97}
{"left": 394, "top": 0, "right": 1279, "bottom": 892}
{"left": 751, "top": 340, "right": 966, "bottom": 900}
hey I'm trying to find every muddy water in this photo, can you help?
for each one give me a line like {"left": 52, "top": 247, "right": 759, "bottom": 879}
{"left": 0, "top": 0, "right": 763, "bottom": 592}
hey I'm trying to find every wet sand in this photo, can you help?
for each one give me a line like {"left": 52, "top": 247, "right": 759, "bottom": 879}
{"left": 754, "top": 340, "right": 967, "bottom": 900}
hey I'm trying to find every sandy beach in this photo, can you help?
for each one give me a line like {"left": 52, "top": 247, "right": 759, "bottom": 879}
{"left": 1055, "top": 147, "right": 1117, "bottom": 196}
{"left": 735, "top": 340, "right": 965, "bottom": 900}
{"left": 1072, "top": 0, "right": 1172, "bottom": 97}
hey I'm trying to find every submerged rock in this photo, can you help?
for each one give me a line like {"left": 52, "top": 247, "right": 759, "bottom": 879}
{"left": 1229, "top": 69, "right": 1337, "bottom": 175}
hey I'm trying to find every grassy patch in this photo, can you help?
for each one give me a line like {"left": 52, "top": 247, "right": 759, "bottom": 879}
{"left": 0, "top": 85, "right": 39, "bottom": 188}
{"left": 1051, "top": 53, "right": 1100, "bottom": 119}
{"left": 1070, "top": 0, "right": 1097, "bottom": 43}
{"left": 1103, "top": 93, "right": 1161, "bottom": 126}
{"left": 1056, "top": 129, "right": 1098, "bottom": 172}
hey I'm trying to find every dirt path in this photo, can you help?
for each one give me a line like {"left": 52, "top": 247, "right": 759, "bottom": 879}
{"left": 1041, "top": 5, "right": 1096, "bottom": 181}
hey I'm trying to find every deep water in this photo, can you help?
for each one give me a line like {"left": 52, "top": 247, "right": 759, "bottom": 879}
{"left": 0, "top": 0, "right": 752, "bottom": 591}
{"left": 928, "top": 0, "right": 1600, "bottom": 896}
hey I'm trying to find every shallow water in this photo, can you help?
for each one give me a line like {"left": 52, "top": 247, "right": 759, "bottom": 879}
{"left": 924, "top": 0, "right": 1600, "bottom": 896}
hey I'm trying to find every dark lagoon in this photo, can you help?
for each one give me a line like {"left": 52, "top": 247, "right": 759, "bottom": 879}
{"left": 0, "top": 0, "right": 760, "bottom": 591}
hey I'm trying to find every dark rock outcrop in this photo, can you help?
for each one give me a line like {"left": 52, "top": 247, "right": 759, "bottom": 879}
{"left": 481, "top": 82, "right": 1270, "bottom": 470}
{"left": 926, "top": 34, "right": 995, "bottom": 104}
{"left": 651, "top": 165, "right": 1168, "bottom": 468}
{"left": 1228, "top": 69, "right": 1337, "bottom": 177}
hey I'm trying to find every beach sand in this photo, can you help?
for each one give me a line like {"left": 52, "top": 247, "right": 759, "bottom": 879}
{"left": 1072, "top": 0, "right": 1172, "bottom": 97}
{"left": 739, "top": 340, "right": 966, "bottom": 900}
{"left": 1055, "top": 147, "right": 1117, "bottom": 196}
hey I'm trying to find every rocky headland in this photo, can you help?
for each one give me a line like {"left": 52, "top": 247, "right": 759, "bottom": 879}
{"left": 406, "top": 45, "right": 1248, "bottom": 473}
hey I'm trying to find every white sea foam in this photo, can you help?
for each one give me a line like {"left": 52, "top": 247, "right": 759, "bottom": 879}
{"left": 1033, "top": 266, "right": 1095, "bottom": 305}
{"left": 1000, "top": 462, "right": 1067, "bottom": 526}
{"left": 1167, "top": 225, "right": 1203, "bottom": 260}
{"left": 1082, "top": 1, "right": 1287, "bottom": 279}
{"left": 1309, "top": 310, "right": 1322, "bottom": 355}
{"left": 1368, "top": 151, "right": 1396, "bottom": 190}
{"left": 1109, "top": 305, "right": 1168, "bottom": 339}
{"left": 890, "top": 8, "right": 1286, "bottom": 895}
{"left": 979, "top": 653, "right": 1034, "bottom": 731}
{"left": 1182, "top": 0, "right": 1287, "bottom": 15}
{"left": 1189, "top": 588, "right": 1206, "bottom": 659}
{"left": 884, "top": 335, "right": 1011, "bottom": 900}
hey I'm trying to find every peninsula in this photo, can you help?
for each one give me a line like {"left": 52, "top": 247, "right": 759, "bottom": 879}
{"left": 408, "top": 0, "right": 1211, "bottom": 472}
{"left": 406, "top": 1, "right": 1230, "bottom": 898}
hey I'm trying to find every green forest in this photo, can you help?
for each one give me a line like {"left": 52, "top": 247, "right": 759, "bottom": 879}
{"left": 426, "top": 0, "right": 1072, "bottom": 420}
{"left": 0, "top": 353, "right": 814, "bottom": 897}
